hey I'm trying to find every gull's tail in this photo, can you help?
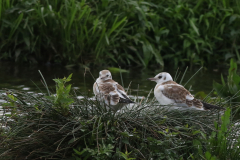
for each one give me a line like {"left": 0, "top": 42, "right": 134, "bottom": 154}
{"left": 202, "top": 101, "right": 225, "bottom": 110}
{"left": 119, "top": 97, "right": 135, "bottom": 103}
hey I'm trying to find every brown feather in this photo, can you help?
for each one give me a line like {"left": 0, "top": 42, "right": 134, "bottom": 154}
{"left": 103, "top": 79, "right": 116, "bottom": 83}
{"left": 99, "top": 83, "right": 115, "bottom": 94}
{"left": 161, "top": 84, "right": 203, "bottom": 108}
{"left": 101, "top": 70, "right": 110, "bottom": 74}
{"left": 162, "top": 81, "right": 178, "bottom": 85}
{"left": 162, "top": 85, "right": 190, "bottom": 104}
{"left": 94, "top": 77, "right": 133, "bottom": 106}
{"left": 117, "top": 84, "right": 125, "bottom": 92}
{"left": 186, "top": 99, "right": 203, "bottom": 108}
{"left": 104, "top": 93, "right": 119, "bottom": 105}
{"left": 103, "top": 79, "right": 126, "bottom": 92}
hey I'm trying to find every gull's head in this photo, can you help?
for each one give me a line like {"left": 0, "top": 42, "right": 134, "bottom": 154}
{"left": 98, "top": 70, "right": 112, "bottom": 81}
{"left": 148, "top": 72, "right": 173, "bottom": 84}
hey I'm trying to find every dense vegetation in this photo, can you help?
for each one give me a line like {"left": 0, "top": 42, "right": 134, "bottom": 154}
{"left": 0, "top": 0, "right": 240, "bottom": 67}
{"left": 1, "top": 72, "right": 240, "bottom": 159}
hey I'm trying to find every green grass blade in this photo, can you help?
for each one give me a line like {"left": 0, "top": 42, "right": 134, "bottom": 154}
{"left": 179, "top": 66, "right": 188, "bottom": 85}
{"left": 108, "top": 16, "right": 127, "bottom": 36}
{"left": 184, "top": 67, "right": 203, "bottom": 87}
{"left": 8, "top": 13, "right": 23, "bottom": 40}
{"left": 38, "top": 70, "right": 51, "bottom": 96}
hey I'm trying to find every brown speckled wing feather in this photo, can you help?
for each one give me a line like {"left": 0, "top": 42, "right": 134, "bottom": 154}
{"left": 162, "top": 84, "right": 203, "bottom": 108}
{"left": 116, "top": 84, "right": 134, "bottom": 103}
{"left": 99, "top": 83, "right": 115, "bottom": 94}
{"left": 117, "top": 84, "right": 125, "bottom": 92}
{"left": 98, "top": 82, "right": 120, "bottom": 105}
{"left": 162, "top": 85, "right": 191, "bottom": 104}
{"left": 190, "top": 99, "right": 203, "bottom": 109}
{"left": 95, "top": 79, "right": 133, "bottom": 105}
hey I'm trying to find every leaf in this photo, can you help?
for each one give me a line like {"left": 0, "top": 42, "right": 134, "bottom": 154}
{"left": 157, "top": 131, "right": 166, "bottom": 135}
{"left": 220, "top": 24, "right": 225, "bottom": 34}
{"left": 53, "top": 79, "right": 62, "bottom": 84}
{"left": 205, "top": 19, "right": 209, "bottom": 29}
{"left": 73, "top": 148, "right": 86, "bottom": 156}
{"left": 221, "top": 74, "right": 226, "bottom": 86}
{"left": 66, "top": 73, "right": 73, "bottom": 82}
{"left": 225, "top": 53, "right": 235, "bottom": 61}
{"left": 183, "top": 39, "right": 191, "bottom": 50}
{"left": 205, "top": 151, "right": 212, "bottom": 159}
{"left": 120, "top": 131, "right": 130, "bottom": 137}
{"left": 194, "top": 91, "right": 207, "bottom": 100}
{"left": 108, "top": 67, "right": 129, "bottom": 73}
{"left": 213, "top": 80, "right": 229, "bottom": 98}
{"left": 189, "top": 18, "right": 199, "bottom": 36}
{"left": 229, "top": 14, "right": 237, "bottom": 24}
{"left": 192, "top": 130, "right": 200, "bottom": 135}
{"left": 152, "top": 51, "right": 164, "bottom": 66}
{"left": 59, "top": 98, "right": 74, "bottom": 104}
{"left": 68, "top": 138, "right": 75, "bottom": 144}
{"left": 220, "top": 108, "right": 231, "bottom": 133}
{"left": 144, "top": 40, "right": 163, "bottom": 66}
{"left": 228, "top": 59, "right": 240, "bottom": 94}
{"left": 67, "top": 4, "right": 77, "bottom": 31}
{"left": 65, "top": 84, "right": 72, "bottom": 93}
{"left": 108, "top": 16, "right": 127, "bottom": 36}
{"left": 229, "top": 58, "right": 238, "bottom": 74}
{"left": 23, "top": 35, "right": 30, "bottom": 48}
{"left": 9, "top": 13, "right": 24, "bottom": 40}
{"left": 122, "top": 138, "right": 129, "bottom": 144}
{"left": 193, "top": 139, "right": 202, "bottom": 154}
{"left": 213, "top": 36, "right": 223, "bottom": 41}
{"left": 15, "top": 49, "right": 21, "bottom": 62}
{"left": 105, "top": 34, "right": 109, "bottom": 45}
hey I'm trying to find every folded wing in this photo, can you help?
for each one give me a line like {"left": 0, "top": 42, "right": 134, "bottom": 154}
{"left": 116, "top": 84, "right": 134, "bottom": 103}
{"left": 93, "top": 80, "right": 133, "bottom": 105}
{"left": 162, "top": 84, "right": 203, "bottom": 109}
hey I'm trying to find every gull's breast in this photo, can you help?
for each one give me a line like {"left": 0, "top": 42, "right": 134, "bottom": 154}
{"left": 154, "top": 85, "right": 174, "bottom": 105}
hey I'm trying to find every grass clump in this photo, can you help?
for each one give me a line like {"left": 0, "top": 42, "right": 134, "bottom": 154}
{"left": 0, "top": 74, "right": 240, "bottom": 159}
{"left": 192, "top": 108, "right": 240, "bottom": 160}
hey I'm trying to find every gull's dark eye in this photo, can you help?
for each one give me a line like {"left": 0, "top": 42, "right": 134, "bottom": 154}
{"left": 158, "top": 76, "right": 162, "bottom": 79}
{"left": 106, "top": 75, "right": 109, "bottom": 77}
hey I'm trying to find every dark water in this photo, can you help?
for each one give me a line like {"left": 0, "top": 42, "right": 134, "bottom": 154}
{"left": 0, "top": 62, "right": 228, "bottom": 98}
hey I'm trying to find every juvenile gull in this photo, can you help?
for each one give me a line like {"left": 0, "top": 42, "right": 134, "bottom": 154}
{"left": 148, "top": 72, "right": 224, "bottom": 110}
{"left": 93, "top": 70, "right": 134, "bottom": 111}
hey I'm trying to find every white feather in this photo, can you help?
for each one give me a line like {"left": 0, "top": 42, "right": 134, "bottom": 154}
{"left": 186, "top": 94, "right": 194, "bottom": 100}
{"left": 154, "top": 85, "right": 174, "bottom": 105}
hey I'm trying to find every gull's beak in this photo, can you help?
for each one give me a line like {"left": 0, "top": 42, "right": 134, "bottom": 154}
{"left": 148, "top": 77, "right": 157, "bottom": 81}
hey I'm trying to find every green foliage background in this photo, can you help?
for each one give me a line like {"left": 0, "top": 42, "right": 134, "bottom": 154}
{"left": 0, "top": 0, "right": 240, "bottom": 67}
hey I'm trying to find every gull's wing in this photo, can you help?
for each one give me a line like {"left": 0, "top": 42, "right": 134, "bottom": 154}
{"left": 116, "top": 84, "right": 134, "bottom": 103}
{"left": 93, "top": 80, "right": 133, "bottom": 105}
{"left": 160, "top": 84, "right": 203, "bottom": 109}
{"left": 94, "top": 81, "right": 119, "bottom": 105}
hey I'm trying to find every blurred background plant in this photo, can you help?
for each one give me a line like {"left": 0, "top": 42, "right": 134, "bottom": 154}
{"left": 213, "top": 59, "right": 240, "bottom": 102}
{"left": 0, "top": 0, "right": 240, "bottom": 68}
